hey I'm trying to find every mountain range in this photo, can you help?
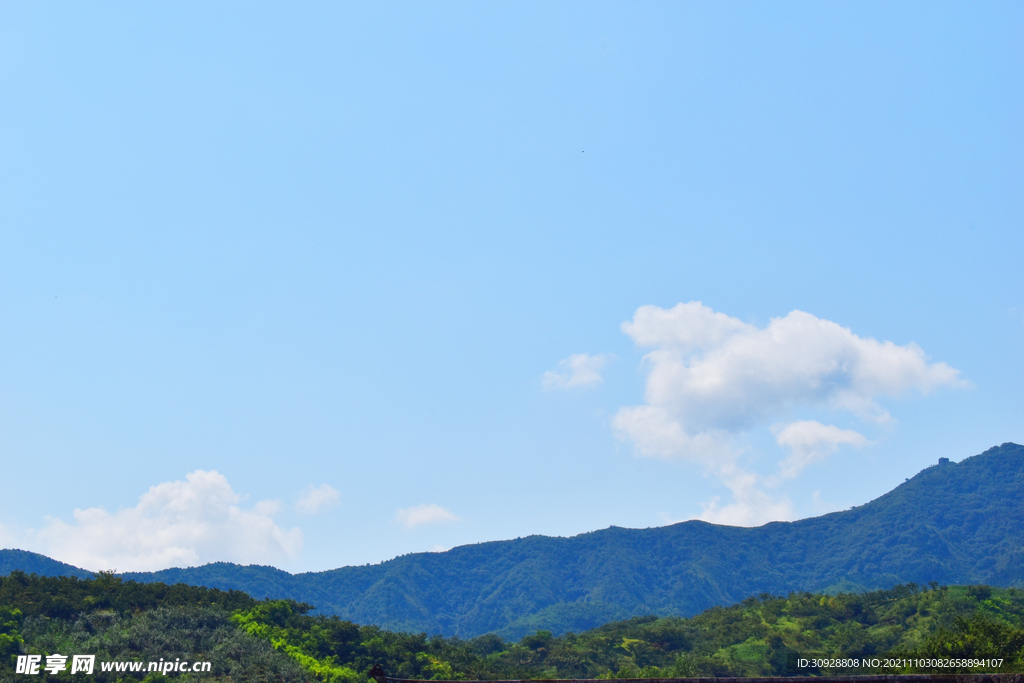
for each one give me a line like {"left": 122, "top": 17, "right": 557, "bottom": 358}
{"left": 3, "top": 442, "right": 1022, "bottom": 639}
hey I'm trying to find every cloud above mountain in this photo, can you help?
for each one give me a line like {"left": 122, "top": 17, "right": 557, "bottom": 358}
{"left": 771, "top": 420, "right": 869, "bottom": 482}
{"left": 37, "top": 470, "right": 301, "bottom": 572}
{"left": 394, "top": 504, "right": 459, "bottom": 529}
{"left": 614, "top": 302, "right": 967, "bottom": 525}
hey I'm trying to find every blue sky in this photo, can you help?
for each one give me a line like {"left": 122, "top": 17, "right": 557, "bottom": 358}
{"left": 1, "top": 2, "right": 1021, "bottom": 573}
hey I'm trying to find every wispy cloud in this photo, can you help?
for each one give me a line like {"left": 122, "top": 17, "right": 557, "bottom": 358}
{"left": 770, "top": 420, "right": 868, "bottom": 482}
{"left": 394, "top": 504, "right": 459, "bottom": 529}
{"left": 542, "top": 353, "right": 615, "bottom": 390}
{"left": 296, "top": 484, "right": 340, "bottom": 514}
{"left": 697, "top": 463, "right": 794, "bottom": 527}
{"left": 36, "top": 470, "right": 302, "bottom": 572}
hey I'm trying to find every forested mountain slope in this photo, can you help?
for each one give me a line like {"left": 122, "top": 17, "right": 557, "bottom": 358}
{"left": 0, "top": 551, "right": 92, "bottom": 580}
{"left": 5, "top": 572, "right": 1023, "bottom": 680}
{"left": 4, "top": 442, "right": 1023, "bottom": 639}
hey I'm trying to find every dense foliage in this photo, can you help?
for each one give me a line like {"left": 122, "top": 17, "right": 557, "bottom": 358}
{"left": 16, "top": 606, "right": 309, "bottom": 682}
{"left": 0, "top": 571, "right": 303, "bottom": 682}
{"left": 3, "top": 571, "right": 1024, "bottom": 681}
{"left": 227, "top": 583, "right": 1024, "bottom": 680}
{"left": 0, "top": 571, "right": 257, "bottom": 619}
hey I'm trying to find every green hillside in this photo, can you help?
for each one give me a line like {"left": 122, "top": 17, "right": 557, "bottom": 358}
{"left": 0, "top": 551, "right": 92, "bottom": 581}
{"left": 135, "top": 443, "right": 1024, "bottom": 637}
{"left": 5, "top": 443, "right": 1024, "bottom": 639}
{"left": 225, "top": 582, "right": 1024, "bottom": 680}
{"left": 0, "top": 572, "right": 305, "bottom": 682}
{"left": 2, "top": 572, "right": 1023, "bottom": 681}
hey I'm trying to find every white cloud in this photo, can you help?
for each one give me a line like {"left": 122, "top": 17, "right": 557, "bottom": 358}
{"left": 697, "top": 464, "right": 795, "bottom": 527}
{"left": 615, "top": 302, "right": 965, "bottom": 454}
{"left": 612, "top": 405, "right": 734, "bottom": 464}
{"left": 656, "top": 464, "right": 795, "bottom": 528}
{"left": 37, "top": 470, "right": 302, "bottom": 572}
{"left": 621, "top": 301, "right": 751, "bottom": 351}
{"left": 771, "top": 420, "right": 868, "bottom": 481}
{"left": 394, "top": 504, "right": 459, "bottom": 529}
{"left": 296, "top": 484, "right": 340, "bottom": 514}
{"left": 614, "top": 301, "right": 966, "bottom": 525}
{"left": 542, "top": 353, "right": 614, "bottom": 390}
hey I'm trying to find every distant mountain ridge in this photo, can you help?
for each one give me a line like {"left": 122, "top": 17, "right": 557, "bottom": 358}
{"left": 3, "top": 442, "right": 1023, "bottom": 639}
{"left": 0, "top": 548, "right": 94, "bottom": 579}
